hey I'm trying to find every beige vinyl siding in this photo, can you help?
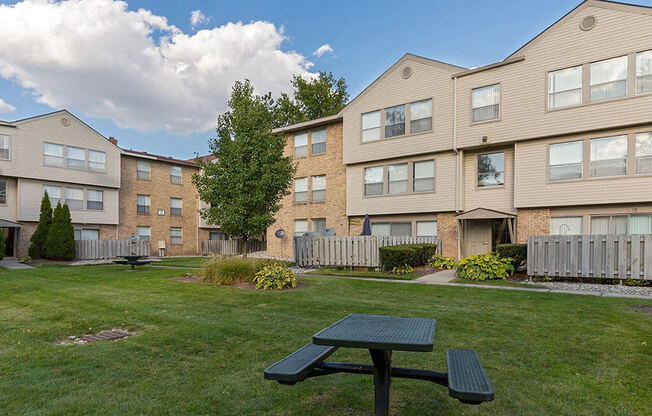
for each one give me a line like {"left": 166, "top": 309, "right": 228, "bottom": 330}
{"left": 0, "top": 176, "right": 18, "bottom": 221}
{"left": 455, "top": 5, "right": 652, "bottom": 150}
{"left": 17, "top": 178, "right": 118, "bottom": 224}
{"left": 514, "top": 125, "right": 652, "bottom": 208}
{"left": 0, "top": 112, "right": 120, "bottom": 188}
{"left": 198, "top": 199, "right": 220, "bottom": 229}
{"left": 346, "top": 152, "right": 456, "bottom": 216}
{"left": 342, "top": 56, "right": 459, "bottom": 165}
{"left": 463, "top": 147, "right": 515, "bottom": 213}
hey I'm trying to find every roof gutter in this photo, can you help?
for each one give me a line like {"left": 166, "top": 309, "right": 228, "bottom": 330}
{"left": 452, "top": 56, "right": 525, "bottom": 79}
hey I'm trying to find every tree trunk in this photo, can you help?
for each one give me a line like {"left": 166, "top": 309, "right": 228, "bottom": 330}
{"left": 242, "top": 238, "right": 248, "bottom": 259}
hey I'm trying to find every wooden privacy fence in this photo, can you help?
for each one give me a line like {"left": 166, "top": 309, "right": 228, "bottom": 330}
{"left": 75, "top": 239, "right": 150, "bottom": 260}
{"left": 201, "top": 239, "right": 266, "bottom": 256}
{"left": 527, "top": 235, "right": 652, "bottom": 280}
{"left": 294, "top": 236, "right": 442, "bottom": 267}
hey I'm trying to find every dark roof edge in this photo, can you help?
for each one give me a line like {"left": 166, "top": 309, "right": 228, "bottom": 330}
{"left": 452, "top": 56, "right": 525, "bottom": 78}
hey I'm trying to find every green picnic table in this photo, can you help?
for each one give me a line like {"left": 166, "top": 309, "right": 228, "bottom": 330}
{"left": 264, "top": 314, "right": 494, "bottom": 415}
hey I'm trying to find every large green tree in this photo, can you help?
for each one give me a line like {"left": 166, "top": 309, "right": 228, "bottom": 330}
{"left": 193, "top": 79, "right": 295, "bottom": 257}
{"left": 274, "top": 72, "right": 349, "bottom": 127}
{"left": 28, "top": 191, "right": 53, "bottom": 258}
{"left": 45, "top": 203, "right": 76, "bottom": 260}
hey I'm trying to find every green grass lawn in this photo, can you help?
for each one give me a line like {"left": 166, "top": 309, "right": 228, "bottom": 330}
{"left": 1, "top": 264, "right": 650, "bottom": 415}
{"left": 306, "top": 268, "right": 420, "bottom": 280}
{"left": 451, "top": 278, "right": 545, "bottom": 288}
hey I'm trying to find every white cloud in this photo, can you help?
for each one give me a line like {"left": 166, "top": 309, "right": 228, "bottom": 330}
{"left": 0, "top": 98, "right": 16, "bottom": 113}
{"left": 190, "top": 9, "right": 208, "bottom": 28}
{"left": 0, "top": 0, "right": 314, "bottom": 135}
{"left": 313, "top": 44, "right": 334, "bottom": 58}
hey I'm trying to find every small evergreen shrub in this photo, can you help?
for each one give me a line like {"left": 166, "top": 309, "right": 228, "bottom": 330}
{"left": 0, "top": 228, "right": 5, "bottom": 261}
{"left": 45, "top": 203, "right": 76, "bottom": 260}
{"left": 253, "top": 263, "right": 296, "bottom": 290}
{"left": 379, "top": 243, "right": 439, "bottom": 270}
{"left": 456, "top": 252, "right": 514, "bottom": 281}
{"left": 428, "top": 254, "right": 457, "bottom": 270}
{"left": 201, "top": 256, "right": 257, "bottom": 285}
{"left": 29, "top": 192, "right": 53, "bottom": 258}
{"left": 391, "top": 264, "right": 414, "bottom": 275}
{"left": 496, "top": 243, "right": 527, "bottom": 270}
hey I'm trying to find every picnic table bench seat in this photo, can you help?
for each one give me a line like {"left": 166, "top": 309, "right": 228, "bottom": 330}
{"left": 446, "top": 348, "right": 494, "bottom": 404}
{"left": 264, "top": 343, "right": 338, "bottom": 385}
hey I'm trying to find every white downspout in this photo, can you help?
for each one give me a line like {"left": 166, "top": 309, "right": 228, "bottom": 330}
{"left": 453, "top": 76, "right": 462, "bottom": 258}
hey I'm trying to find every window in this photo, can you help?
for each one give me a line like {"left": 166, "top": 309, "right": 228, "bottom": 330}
{"left": 66, "top": 146, "right": 85, "bottom": 169}
{"left": 294, "top": 219, "right": 308, "bottom": 235}
{"left": 549, "top": 141, "right": 583, "bottom": 181}
{"left": 590, "top": 56, "right": 627, "bottom": 102}
{"left": 388, "top": 163, "right": 408, "bottom": 194}
{"left": 42, "top": 185, "right": 61, "bottom": 206}
{"left": 636, "top": 132, "right": 652, "bottom": 174}
{"left": 590, "top": 135, "right": 627, "bottom": 177}
{"left": 364, "top": 166, "right": 383, "bottom": 196}
{"left": 88, "top": 150, "right": 106, "bottom": 172}
{"left": 410, "top": 99, "right": 432, "bottom": 134}
{"left": 629, "top": 214, "right": 652, "bottom": 234}
{"left": 0, "top": 180, "right": 6, "bottom": 204}
{"left": 0, "top": 134, "right": 9, "bottom": 159}
{"left": 312, "top": 218, "right": 326, "bottom": 233}
{"left": 170, "top": 198, "right": 182, "bottom": 216}
{"left": 44, "top": 143, "right": 64, "bottom": 167}
{"left": 294, "top": 133, "right": 308, "bottom": 157}
{"left": 74, "top": 229, "right": 99, "bottom": 241}
{"left": 590, "top": 214, "right": 652, "bottom": 234}
{"left": 416, "top": 221, "right": 437, "bottom": 237}
{"left": 311, "top": 129, "right": 326, "bottom": 155}
{"left": 209, "top": 231, "right": 226, "bottom": 240}
{"left": 371, "top": 222, "right": 412, "bottom": 237}
{"left": 385, "top": 105, "right": 405, "bottom": 138}
{"left": 137, "top": 226, "right": 151, "bottom": 241}
{"left": 311, "top": 175, "right": 326, "bottom": 202}
{"left": 477, "top": 152, "right": 505, "bottom": 187}
{"left": 170, "top": 166, "right": 182, "bottom": 184}
{"left": 362, "top": 111, "right": 381, "bottom": 142}
{"left": 548, "top": 66, "right": 582, "bottom": 109}
{"left": 636, "top": 50, "right": 652, "bottom": 94}
{"left": 86, "top": 190, "right": 103, "bottom": 210}
{"left": 550, "top": 217, "right": 583, "bottom": 235}
{"left": 294, "top": 177, "right": 308, "bottom": 203}
{"left": 137, "top": 194, "right": 150, "bottom": 214}
{"left": 472, "top": 84, "right": 500, "bottom": 122}
{"left": 413, "top": 160, "right": 435, "bottom": 192}
{"left": 65, "top": 187, "right": 83, "bottom": 210}
{"left": 170, "top": 227, "right": 182, "bottom": 245}
{"left": 137, "top": 161, "right": 151, "bottom": 180}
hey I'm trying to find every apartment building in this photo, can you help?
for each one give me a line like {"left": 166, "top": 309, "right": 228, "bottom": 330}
{"left": 266, "top": 116, "right": 347, "bottom": 257}
{"left": 0, "top": 110, "right": 121, "bottom": 258}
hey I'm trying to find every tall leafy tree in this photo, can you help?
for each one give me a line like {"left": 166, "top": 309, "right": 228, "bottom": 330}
{"left": 193, "top": 79, "right": 295, "bottom": 257}
{"left": 28, "top": 191, "right": 53, "bottom": 258}
{"left": 45, "top": 203, "right": 76, "bottom": 260}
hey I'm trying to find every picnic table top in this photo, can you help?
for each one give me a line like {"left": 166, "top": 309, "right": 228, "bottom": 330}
{"left": 312, "top": 314, "right": 436, "bottom": 352}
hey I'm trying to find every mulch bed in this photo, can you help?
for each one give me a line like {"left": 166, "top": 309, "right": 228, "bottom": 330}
{"left": 168, "top": 273, "right": 202, "bottom": 283}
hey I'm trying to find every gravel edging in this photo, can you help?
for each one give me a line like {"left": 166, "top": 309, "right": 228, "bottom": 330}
{"left": 523, "top": 280, "right": 651, "bottom": 297}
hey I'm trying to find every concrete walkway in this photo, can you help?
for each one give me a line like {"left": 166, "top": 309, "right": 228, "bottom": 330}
{"left": 0, "top": 258, "right": 35, "bottom": 269}
{"left": 416, "top": 269, "right": 456, "bottom": 284}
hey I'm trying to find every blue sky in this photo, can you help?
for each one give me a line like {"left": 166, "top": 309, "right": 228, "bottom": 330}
{"left": 1, "top": 0, "right": 650, "bottom": 159}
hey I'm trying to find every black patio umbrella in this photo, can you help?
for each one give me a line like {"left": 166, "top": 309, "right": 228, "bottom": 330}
{"left": 361, "top": 214, "right": 371, "bottom": 236}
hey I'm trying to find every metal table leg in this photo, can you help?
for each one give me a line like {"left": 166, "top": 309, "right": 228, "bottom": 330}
{"left": 369, "top": 349, "right": 392, "bottom": 416}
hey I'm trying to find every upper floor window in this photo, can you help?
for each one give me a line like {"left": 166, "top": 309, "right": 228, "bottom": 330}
{"left": 137, "top": 226, "right": 151, "bottom": 241}
{"left": 548, "top": 66, "right": 582, "bottom": 109}
{"left": 294, "top": 133, "right": 308, "bottom": 157}
{"left": 413, "top": 160, "right": 435, "bottom": 192}
{"left": 409, "top": 99, "right": 432, "bottom": 134}
{"left": 636, "top": 50, "right": 652, "bottom": 94}
{"left": 65, "top": 187, "right": 84, "bottom": 210}
{"left": 170, "top": 166, "right": 182, "bottom": 184}
{"left": 294, "top": 177, "right": 308, "bottom": 203}
{"left": 311, "top": 129, "right": 326, "bottom": 155}
{"left": 364, "top": 166, "right": 383, "bottom": 195}
{"left": 590, "top": 56, "right": 627, "bottom": 102}
{"left": 590, "top": 135, "right": 627, "bottom": 177}
{"left": 472, "top": 84, "right": 500, "bottom": 122}
{"left": 549, "top": 141, "right": 583, "bottom": 181}
{"left": 361, "top": 111, "right": 381, "bottom": 142}
{"left": 388, "top": 163, "right": 408, "bottom": 194}
{"left": 385, "top": 105, "right": 405, "bottom": 138}
{"left": 294, "top": 219, "right": 308, "bottom": 235}
{"left": 0, "top": 135, "right": 9, "bottom": 160}
{"left": 636, "top": 132, "right": 652, "bottom": 174}
{"left": 86, "top": 190, "right": 103, "bottom": 210}
{"left": 416, "top": 221, "right": 437, "bottom": 237}
{"left": 477, "top": 152, "right": 504, "bottom": 187}
{"left": 42, "top": 185, "right": 61, "bottom": 206}
{"left": 44, "top": 143, "right": 64, "bottom": 167}
{"left": 137, "top": 194, "right": 150, "bottom": 214}
{"left": 311, "top": 175, "right": 326, "bottom": 202}
{"left": 0, "top": 180, "right": 6, "bottom": 204}
{"left": 170, "top": 227, "right": 182, "bottom": 245}
{"left": 137, "top": 160, "right": 151, "bottom": 180}
{"left": 66, "top": 146, "right": 85, "bottom": 169}
{"left": 170, "top": 198, "right": 182, "bottom": 216}
{"left": 550, "top": 216, "right": 583, "bottom": 235}
{"left": 88, "top": 150, "right": 106, "bottom": 172}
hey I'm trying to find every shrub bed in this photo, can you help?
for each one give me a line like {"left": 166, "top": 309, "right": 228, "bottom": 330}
{"left": 253, "top": 263, "right": 296, "bottom": 290}
{"left": 456, "top": 252, "right": 514, "bottom": 281}
{"left": 496, "top": 243, "right": 527, "bottom": 270}
{"left": 428, "top": 254, "right": 456, "bottom": 270}
{"left": 379, "top": 243, "right": 438, "bottom": 270}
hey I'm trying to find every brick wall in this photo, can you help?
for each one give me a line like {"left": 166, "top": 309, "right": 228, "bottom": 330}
{"left": 516, "top": 208, "right": 550, "bottom": 243}
{"left": 17, "top": 222, "right": 117, "bottom": 258}
{"left": 437, "top": 212, "right": 458, "bottom": 258}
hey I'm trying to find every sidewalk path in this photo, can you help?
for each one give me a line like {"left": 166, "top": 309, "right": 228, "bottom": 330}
{"left": 0, "top": 258, "right": 35, "bottom": 269}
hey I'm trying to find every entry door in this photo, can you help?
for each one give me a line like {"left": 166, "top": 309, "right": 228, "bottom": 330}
{"left": 464, "top": 220, "right": 492, "bottom": 256}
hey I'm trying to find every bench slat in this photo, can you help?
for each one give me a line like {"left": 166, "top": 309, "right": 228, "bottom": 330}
{"left": 446, "top": 348, "right": 494, "bottom": 404}
{"left": 264, "top": 343, "right": 337, "bottom": 384}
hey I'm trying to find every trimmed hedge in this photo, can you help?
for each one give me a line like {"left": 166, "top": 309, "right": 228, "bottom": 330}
{"left": 496, "top": 243, "right": 527, "bottom": 270}
{"left": 379, "top": 243, "right": 438, "bottom": 270}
